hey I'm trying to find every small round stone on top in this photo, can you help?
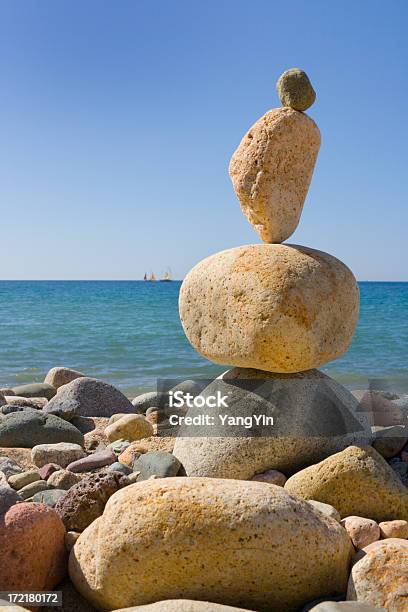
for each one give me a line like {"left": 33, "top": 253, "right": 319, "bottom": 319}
{"left": 277, "top": 68, "right": 316, "bottom": 111}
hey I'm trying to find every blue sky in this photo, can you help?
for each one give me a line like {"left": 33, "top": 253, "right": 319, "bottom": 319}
{"left": 0, "top": 0, "right": 407, "bottom": 280}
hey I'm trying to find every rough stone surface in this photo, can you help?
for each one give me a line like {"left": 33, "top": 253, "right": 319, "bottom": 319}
{"left": 379, "top": 520, "right": 408, "bottom": 539}
{"left": 0, "top": 411, "right": 84, "bottom": 447}
{"left": 69, "top": 477, "right": 352, "bottom": 611}
{"left": 0, "top": 456, "right": 24, "bottom": 479}
{"left": 285, "top": 445, "right": 408, "bottom": 521}
{"left": 18, "top": 479, "right": 50, "bottom": 500}
{"left": 276, "top": 68, "right": 316, "bottom": 111}
{"left": 0, "top": 502, "right": 66, "bottom": 591}
{"left": 308, "top": 500, "right": 341, "bottom": 523}
{"left": 8, "top": 469, "right": 41, "bottom": 490}
{"left": 179, "top": 245, "right": 359, "bottom": 373}
{"left": 371, "top": 425, "right": 407, "bottom": 458}
{"left": 48, "top": 469, "right": 82, "bottom": 490}
{"left": 132, "top": 451, "right": 181, "bottom": 481}
{"left": 347, "top": 539, "right": 408, "bottom": 609}
{"left": 340, "top": 516, "right": 380, "bottom": 549}
{"left": 105, "top": 414, "right": 154, "bottom": 443}
{"left": 250, "top": 469, "right": 287, "bottom": 486}
{"left": 12, "top": 382, "right": 56, "bottom": 400}
{"left": 31, "top": 442, "right": 86, "bottom": 468}
{"left": 0, "top": 485, "right": 22, "bottom": 515}
{"left": 6, "top": 395, "right": 48, "bottom": 408}
{"left": 0, "top": 404, "right": 35, "bottom": 415}
{"left": 173, "top": 369, "right": 371, "bottom": 478}
{"left": 55, "top": 471, "right": 128, "bottom": 531}
{"left": 67, "top": 449, "right": 116, "bottom": 473}
{"left": 44, "top": 377, "right": 134, "bottom": 418}
{"left": 229, "top": 108, "right": 320, "bottom": 243}
{"left": 44, "top": 367, "right": 85, "bottom": 389}
{"left": 32, "top": 488, "right": 67, "bottom": 507}
{"left": 113, "top": 602, "right": 254, "bottom": 611}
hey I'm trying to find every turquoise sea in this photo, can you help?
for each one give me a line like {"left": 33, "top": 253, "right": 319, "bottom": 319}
{"left": 0, "top": 281, "right": 407, "bottom": 396}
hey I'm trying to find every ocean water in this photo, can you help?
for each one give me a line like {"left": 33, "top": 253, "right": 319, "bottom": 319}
{"left": 0, "top": 281, "right": 407, "bottom": 397}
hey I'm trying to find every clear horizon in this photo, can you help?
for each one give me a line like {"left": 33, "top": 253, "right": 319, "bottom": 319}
{"left": 1, "top": 0, "right": 407, "bottom": 281}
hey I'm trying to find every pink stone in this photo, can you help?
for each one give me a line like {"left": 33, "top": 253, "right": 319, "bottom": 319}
{"left": 250, "top": 469, "right": 287, "bottom": 486}
{"left": 0, "top": 502, "right": 66, "bottom": 591}
{"left": 67, "top": 449, "right": 116, "bottom": 473}
{"left": 341, "top": 516, "right": 380, "bottom": 550}
{"left": 39, "top": 463, "right": 61, "bottom": 480}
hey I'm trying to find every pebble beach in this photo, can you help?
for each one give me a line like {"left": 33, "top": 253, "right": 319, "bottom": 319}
{"left": 1, "top": 69, "right": 408, "bottom": 612}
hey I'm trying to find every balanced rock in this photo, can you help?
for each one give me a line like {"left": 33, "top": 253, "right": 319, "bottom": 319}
{"left": 31, "top": 442, "right": 86, "bottom": 468}
{"left": 0, "top": 502, "right": 66, "bottom": 591}
{"left": 55, "top": 471, "right": 128, "bottom": 531}
{"left": 285, "top": 445, "right": 408, "bottom": 521}
{"left": 347, "top": 539, "right": 408, "bottom": 609}
{"left": 44, "top": 366, "right": 85, "bottom": 389}
{"left": 0, "top": 411, "right": 84, "bottom": 447}
{"left": 179, "top": 244, "right": 359, "bottom": 373}
{"left": 173, "top": 368, "right": 371, "bottom": 478}
{"left": 229, "top": 108, "right": 320, "bottom": 243}
{"left": 277, "top": 68, "right": 316, "bottom": 111}
{"left": 44, "top": 377, "right": 134, "bottom": 418}
{"left": 69, "top": 477, "right": 352, "bottom": 611}
{"left": 12, "top": 382, "right": 56, "bottom": 400}
{"left": 105, "top": 414, "right": 154, "bottom": 443}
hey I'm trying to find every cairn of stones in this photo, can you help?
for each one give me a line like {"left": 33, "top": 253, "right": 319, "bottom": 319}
{"left": 174, "top": 68, "right": 369, "bottom": 478}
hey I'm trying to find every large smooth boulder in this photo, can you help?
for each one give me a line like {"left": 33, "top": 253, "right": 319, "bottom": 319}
{"left": 44, "top": 366, "right": 85, "bottom": 389}
{"left": 44, "top": 377, "right": 134, "bottom": 418}
{"left": 285, "top": 445, "right": 408, "bottom": 521}
{"left": 229, "top": 107, "right": 320, "bottom": 243}
{"left": 179, "top": 244, "right": 359, "bottom": 373}
{"left": 0, "top": 411, "right": 84, "bottom": 447}
{"left": 11, "top": 382, "right": 56, "bottom": 400}
{"left": 69, "top": 478, "right": 352, "bottom": 611}
{"left": 173, "top": 368, "right": 371, "bottom": 478}
{"left": 0, "top": 502, "right": 66, "bottom": 591}
{"left": 347, "top": 539, "right": 408, "bottom": 609}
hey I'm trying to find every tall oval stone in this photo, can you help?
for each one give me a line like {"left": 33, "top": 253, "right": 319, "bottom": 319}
{"left": 229, "top": 107, "right": 320, "bottom": 243}
{"left": 69, "top": 478, "right": 352, "bottom": 611}
{"left": 179, "top": 244, "right": 359, "bottom": 373}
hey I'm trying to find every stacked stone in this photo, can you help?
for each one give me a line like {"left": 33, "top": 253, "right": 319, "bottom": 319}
{"left": 174, "top": 68, "right": 371, "bottom": 478}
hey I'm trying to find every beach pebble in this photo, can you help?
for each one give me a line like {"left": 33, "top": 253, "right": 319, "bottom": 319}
{"left": 372, "top": 424, "right": 408, "bottom": 458}
{"left": 307, "top": 500, "right": 341, "bottom": 523}
{"left": 173, "top": 368, "right": 371, "bottom": 479}
{"left": 83, "top": 428, "right": 109, "bottom": 452}
{"left": 179, "top": 245, "right": 359, "bottom": 373}
{"left": 112, "top": 602, "right": 254, "bottom": 611}
{"left": 132, "top": 451, "right": 181, "bottom": 481}
{"left": 12, "top": 382, "right": 56, "bottom": 400}
{"left": 5, "top": 395, "right": 48, "bottom": 409}
{"left": 65, "top": 531, "right": 80, "bottom": 552}
{"left": 131, "top": 391, "right": 170, "bottom": 413}
{"left": 18, "top": 479, "right": 50, "bottom": 500}
{"left": 32, "top": 442, "right": 86, "bottom": 468}
{"left": 0, "top": 456, "right": 24, "bottom": 479}
{"left": 44, "top": 366, "right": 85, "bottom": 389}
{"left": 68, "top": 478, "right": 352, "bottom": 611}
{"left": 8, "top": 469, "right": 41, "bottom": 490}
{"left": 0, "top": 411, "right": 84, "bottom": 447}
{"left": 229, "top": 107, "right": 320, "bottom": 243}
{"left": 67, "top": 449, "right": 116, "bottom": 472}
{"left": 48, "top": 469, "right": 82, "bottom": 489}
{"left": 340, "top": 516, "right": 380, "bottom": 549}
{"left": 107, "top": 438, "right": 131, "bottom": 455}
{"left": 108, "top": 461, "right": 132, "bottom": 476}
{"left": 118, "top": 444, "right": 143, "bottom": 467}
{"left": 39, "top": 462, "right": 61, "bottom": 479}
{"left": 0, "top": 485, "right": 23, "bottom": 515}
{"left": 55, "top": 471, "right": 128, "bottom": 531}
{"left": 44, "top": 377, "right": 134, "bottom": 418}
{"left": 32, "top": 488, "right": 67, "bottom": 507}
{"left": 105, "top": 414, "right": 154, "bottom": 443}
{"left": 276, "top": 67, "right": 316, "bottom": 111}
{"left": 0, "top": 502, "right": 66, "bottom": 591}
{"left": 250, "top": 469, "right": 287, "bottom": 486}
{"left": 347, "top": 538, "right": 408, "bottom": 609}
{"left": 285, "top": 445, "right": 408, "bottom": 521}
{"left": 379, "top": 519, "right": 408, "bottom": 539}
